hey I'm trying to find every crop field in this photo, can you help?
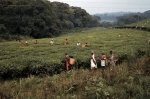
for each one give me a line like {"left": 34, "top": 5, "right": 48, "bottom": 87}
{"left": 0, "top": 27, "right": 150, "bottom": 99}
{"left": 0, "top": 27, "right": 150, "bottom": 78}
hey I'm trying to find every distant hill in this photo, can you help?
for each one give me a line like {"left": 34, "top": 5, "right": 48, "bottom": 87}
{"left": 94, "top": 12, "right": 136, "bottom": 22}
{"left": 126, "top": 18, "right": 150, "bottom": 28}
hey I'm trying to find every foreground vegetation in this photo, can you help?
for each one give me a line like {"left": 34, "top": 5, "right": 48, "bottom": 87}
{"left": 0, "top": 27, "right": 150, "bottom": 98}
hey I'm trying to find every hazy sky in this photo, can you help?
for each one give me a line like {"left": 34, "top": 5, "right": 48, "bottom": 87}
{"left": 49, "top": 0, "right": 150, "bottom": 14}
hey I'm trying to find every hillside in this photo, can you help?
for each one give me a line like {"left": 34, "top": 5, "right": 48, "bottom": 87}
{"left": 95, "top": 12, "right": 135, "bottom": 22}
{"left": 126, "top": 18, "right": 150, "bottom": 28}
{"left": 0, "top": 27, "right": 150, "bottom": 99}
{"left": 0, "top": 28, "right": 150, "bottom": 99}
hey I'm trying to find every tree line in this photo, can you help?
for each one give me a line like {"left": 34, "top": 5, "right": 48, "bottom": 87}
{"left": 0, "top": 0, "right": 100, "bottom": 40}
{"left": 117, "top": 10, "right": 150, "bottom": 26}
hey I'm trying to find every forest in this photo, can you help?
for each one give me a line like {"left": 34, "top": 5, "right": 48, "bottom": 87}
{"left": 0, "top": 0, "right": 100, "bottom": 39}
{"left": 1, "top": 0, "right": 150, "bottom": 40}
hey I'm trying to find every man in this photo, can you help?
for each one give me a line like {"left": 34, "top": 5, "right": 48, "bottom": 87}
{"left": 63, "top": 39, "right": 68, "bottom": 45}
{"left": 91, "top": 51, "right": 97, "bottom": 69}
{"left": 100, "top": 52, "right": 106, "bottom": 67}
{"left": 65, "top": 53, "right": 70, "bottom": 71}
{"left": 34, "top": 40, "right": 38, "bottom": 44}
{"left": 109, "top": 51, "right": 115, "bottom": 66}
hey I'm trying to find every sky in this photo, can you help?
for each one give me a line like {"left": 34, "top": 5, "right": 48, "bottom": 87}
{"left": 49, "top": 0, "right": 150, "bottom": 14}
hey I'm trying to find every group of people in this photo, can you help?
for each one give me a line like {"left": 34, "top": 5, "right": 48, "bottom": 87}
{"left": 18, "top": 38, "right": 89, "bottom": 47}
{"left": 64, "top": 50, "right": 115, "bottom": 71}
{"left": 118, "top": 34, "right": 130, "bottom": 37}
{"left": 18, "top": 40, "right": 38, "bottom": 46}
{"left": 76, "top": 41, "right": 88, "bottom": 47}
{"left": 90, "top": 51, "right": 114, "bottom": 70}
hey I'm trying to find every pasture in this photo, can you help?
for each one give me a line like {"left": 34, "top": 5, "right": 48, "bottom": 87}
{"left": 0, "top": 27, "right": 150, "bottom": 99}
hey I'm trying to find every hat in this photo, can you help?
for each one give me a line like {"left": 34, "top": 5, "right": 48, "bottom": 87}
{"left": 91, "top": 51, "right": 94, "bottom": 53}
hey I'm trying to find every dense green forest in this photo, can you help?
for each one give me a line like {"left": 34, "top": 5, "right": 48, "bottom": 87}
{"left": 0, "top": 0, "right": 100, "bottom": 39}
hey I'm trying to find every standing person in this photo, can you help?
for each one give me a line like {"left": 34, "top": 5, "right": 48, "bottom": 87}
{"left": 50, "top": 39, "right": 54, "bottom": 45}
{"left": 100, "top": 52, "right": 106, "bottom": 78}
{"left": 109, "top": 51, "right": 115, "bottom": 66}
{"left": 24, "top": 41, "right": 29, "bottom": 46}
{"left": 126, "top": 33, "right": 129, "bottom": 37}
{"left": 82, "top": 42, "right": 88, "bottom": 47}
{"left": 65, "top": 53, "right": 70, "bottom": 71}
{"left": 18, "top": 40, "right": 21, "bottom": 45}
{"left": 100, "top": 52, "right": 106, "bottom": 67}
{"left": 91, "top": 51, "right": 97, "bottom": 69}
{"left": 77, "top": 41, "right": 81, "bottom": 46}
{"left": 34, "top": 40, "right": 38, "bottom": 44}
{"left": 63, "top": 39, "right": 68, "bottom": 45}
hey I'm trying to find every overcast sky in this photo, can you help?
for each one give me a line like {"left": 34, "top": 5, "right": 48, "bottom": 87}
{"left": 49, "top": 0, "right": 150, "bottom": 14}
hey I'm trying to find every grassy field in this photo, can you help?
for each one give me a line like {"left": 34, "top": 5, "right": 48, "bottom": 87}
{"left": 0, "top": 27, "right": 150, "bottom": 99}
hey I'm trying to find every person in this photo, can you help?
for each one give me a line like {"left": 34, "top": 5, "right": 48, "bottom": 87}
{"left": 100, "top": 52, "right": 106, "bottom": 78}
{"left": 109, "top": 51, "right": 115, "bottom": 66}
{"left": 18, "top": 40, "right": 21, "bottom": 45}
{"left": 100, "top": 52, "right": 106, "bottom": 67}
{"left": 90, "top": 51, "right": 97, "bottom": 69}
{"left": 24, "top": 41, "right": 29, "bottom": 46}
{"left": 82, "top": 42, "right": 88, "bottom": 47}
{"left": 34, "top": 40, "right": 38, "bottom": 44}
{"left": 63, "top": 39, "right": 68, "bottom": 45}
{"left": 77, "top": 41, "right": 81, "bottom": 46}
{"left": 84, "top": 43, "right": 88, "bottom": 47}
{"left": 148, "top": 39, "right": 150, "bottom": 44}
{"left": 126, "top": 33, "right": 129, "bottom": 37}
{"left": 50, "top": 39, "right": 54, "bottom": 45}
{"left": 65, "top": 53, "right": 70, "bottom": 71}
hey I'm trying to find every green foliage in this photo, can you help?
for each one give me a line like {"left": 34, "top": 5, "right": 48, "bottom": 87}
{"left": 0, "top": 27, "right": 150, "bottom": 79}
{"left": 0, "top": 0, "right": 95, "bottom": 40}
{"left": 116, "top": 10, "right": 150, "bottom": 26}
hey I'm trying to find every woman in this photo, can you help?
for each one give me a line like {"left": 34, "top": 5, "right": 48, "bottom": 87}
{"left": 91, "top": 51, "right": 97, "bottom": 69}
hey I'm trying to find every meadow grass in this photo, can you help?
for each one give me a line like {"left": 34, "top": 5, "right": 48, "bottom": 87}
{"left": 0, "top": 27, "right": 150, "bottom": 98}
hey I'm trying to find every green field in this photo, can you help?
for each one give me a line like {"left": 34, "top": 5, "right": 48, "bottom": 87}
{"left": 0, "top": 27, "right": 150, "bottom": 99}
{"left": 0, "top": 27, "right": 149, "bottom": 62}
{"left": 0, "top": 27, "right": 150, "bottom": 77}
